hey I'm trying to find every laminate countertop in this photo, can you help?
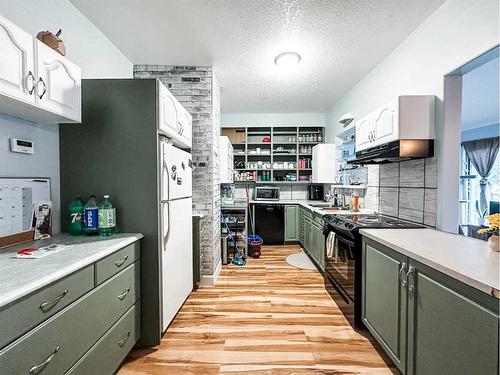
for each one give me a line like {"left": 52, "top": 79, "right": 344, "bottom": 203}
{"left": 0, "top": 233, "right": 143, "bottom": 308}
{"left": 249, "top": 200, "right": 375, "bottom": 216}
{"left": 360, "top": 228, "right": 500, "bottom": 299}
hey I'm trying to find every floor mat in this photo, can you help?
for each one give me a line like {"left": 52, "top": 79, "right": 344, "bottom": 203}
{"left": 285, "top": 250, "right": 316, "bottom": 270}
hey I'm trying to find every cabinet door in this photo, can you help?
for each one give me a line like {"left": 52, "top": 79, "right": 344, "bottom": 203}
{"left": 373, "top": 99, "right": 398, "bottom": 146}
{"left": 36, "top": 41, "right": 81, "bottom": 121}
{"left": 355, "top": 114, "right": 374, "bottom": 152}
{"left": 303, "top": 217, "right": 311, "bottom": 255}
{"left": 313, "top": 223, "right": 324, "bottom": 269}
{"left": 407, "top": 260, "right": 499, "bottom": 375}
{"left": 284, "top": 205, "right": 298, "bottom": 241}
{"left": 177, "top": 104, "right": 192, "bottom": 148}
{"left": 158, "top": 82, "right": 178, "bottom": 137}
{"left": 362, "top": 239, "right": 407, "bottom": 373}
{"left": 0, "top": 15, "right": 35, "bottom": 104}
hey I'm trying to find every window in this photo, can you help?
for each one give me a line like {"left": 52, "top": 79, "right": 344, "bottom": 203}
{"left": 460, "top": 145, "right": 500, "bottom": 225}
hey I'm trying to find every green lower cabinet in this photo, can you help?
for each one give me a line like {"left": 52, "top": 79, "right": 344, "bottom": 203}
{"left": 407, "top": 260, "right": 499, "bottom": 375}
{"left": 362, "top": 238, "right": 500, "bottom": 375}
{"left": 284, "top": 205, "right": 299, "bottom": 241}
{"left": 311, "top": 222, "right": 324, "bottom": 270}
{"left": 362, "top": 240, "right": 407, "bottom": 372}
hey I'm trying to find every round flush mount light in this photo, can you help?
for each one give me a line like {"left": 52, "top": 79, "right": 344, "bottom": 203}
{"left": 274, "top": 51, "right": 301, "bottom": 68}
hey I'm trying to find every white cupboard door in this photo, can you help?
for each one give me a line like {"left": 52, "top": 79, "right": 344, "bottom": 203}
{"left": 373, "top": 99, "right": 399, "bottom": 146}
{"left": 177, "top": 106, "right": 192, "bottom": 149}
{"left": 0, "top": 15, "right": 35, "bottom": 104}
{"left": 36, "top": 41, "right": 81, "bottom": 121}
{"left": 158, "top": 82, "right": 178, "bottom": 138}
{"left": 355, "top": 115, "right": 373, "bottom": 152}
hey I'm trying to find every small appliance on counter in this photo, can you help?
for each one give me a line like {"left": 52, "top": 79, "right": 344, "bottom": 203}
{"left": 308, "top": 185, "right": 324, "bottom": 201}
{"left": 254, "top": 186, "right": 279, "bottom": 201}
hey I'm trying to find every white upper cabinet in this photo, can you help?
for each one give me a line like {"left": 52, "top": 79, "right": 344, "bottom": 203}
{"left": 355, "top": 115, "right": 374, "bottom": 152}
{"left": 36, "top": 41, "right": 81, "bottom": 122}
{"left": 158, "top": 82, "right": 178, "bottom": 137}
{"left": 219, "top": 136, "right": 234, "bottom": 184}
{"left": 0, "top": 13, "right": 81, "bottom": 123}
{"left": 176, "top": 103, "right": 192, "bottom": 149}
{"left": 312, "top": 144, "right": 337, "bottom": 183}
{"left": 372, "top": 98, "right": 398, "bottom": 145}
{"left": 0, "top": 15, "right": 35, "bottom": 105}
{"left": 158, "top": 81, "right": 192, "bottom": 149}
{"left": 356, "top": 95, "right": 435, "bottom": 152}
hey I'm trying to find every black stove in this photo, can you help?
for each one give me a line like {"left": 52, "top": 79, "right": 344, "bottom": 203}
{"left": 322, "top": 213, "right": 425, "bottom": 329}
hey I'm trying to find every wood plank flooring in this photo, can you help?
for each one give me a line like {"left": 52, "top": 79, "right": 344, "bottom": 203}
{"left": 118, "top": 245, "right": 397, "bottom": 374}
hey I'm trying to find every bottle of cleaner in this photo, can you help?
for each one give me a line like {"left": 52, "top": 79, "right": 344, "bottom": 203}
{"left": 68, "top": 196, "right": 83, "bottom": 235}
{"left": 83, "top": 195, "right": 99, "bottom": 235}
{"left": 98, "top": 195, "right": 116, "bottom": 237}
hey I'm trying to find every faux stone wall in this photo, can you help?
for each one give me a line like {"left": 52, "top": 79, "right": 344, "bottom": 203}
{"left": 134, "top": 65, "right": 221, "bottom": 280}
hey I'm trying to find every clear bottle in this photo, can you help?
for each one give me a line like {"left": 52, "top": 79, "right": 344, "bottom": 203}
{"left": 83, "top": 195, "right": 99, "bottom": 235}
{"left": 68, "top": 196, "right": 83, "bottom": 236}
{"left": 98, "top": 195, "right": 116, "bottom": 237}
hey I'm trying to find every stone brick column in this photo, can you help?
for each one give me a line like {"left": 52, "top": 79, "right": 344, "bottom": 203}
{"left": 134, "top": 65, "right": 221, "bottom": 283}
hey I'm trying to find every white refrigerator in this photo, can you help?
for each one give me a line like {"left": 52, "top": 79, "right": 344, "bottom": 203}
{"left": 160, "top": 139, "right": 193, "bottom": 331}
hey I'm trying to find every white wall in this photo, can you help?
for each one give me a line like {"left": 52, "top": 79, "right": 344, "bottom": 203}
{"left": 0, "top": 0, "right": 134, "bottom": 234}
{"left": 324, "top": 0, "right": 499, "bottom": 231}
{"left": 0, "top": 0, "right": 133, "bottom": 78}
{"left": 221, "top": 112, "right": 325, "bottom": 128}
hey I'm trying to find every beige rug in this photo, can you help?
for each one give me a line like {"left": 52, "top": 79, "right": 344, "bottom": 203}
{"left": 285, "top": 250, "right": 317, "bottom": 270}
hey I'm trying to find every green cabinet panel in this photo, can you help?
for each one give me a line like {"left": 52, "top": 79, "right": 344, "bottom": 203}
{"left": 95, "top": 242, "right": 140, "bottom": 285}
{"left": 407, "top": 260, "right": 499, "bottom": 375}
{"left": 66, "top": 304, "right": 141, "bottom": 375}
{"left": 363, "top": 237, "right": 500, "bottom": 375}
{"left": 313, "top": 222, "right": 325, "bottom": 269}
{"left": 284, "top": 205, "right": 299, "bottom": 241}
{"left": 0, "top": 265, "right": 94, "bottom": 350}
{"left": 0, "top": 262, "right": 140, "bottom": 375}
{"left": 362, "top": 240, "right": 407, "bottom": 372}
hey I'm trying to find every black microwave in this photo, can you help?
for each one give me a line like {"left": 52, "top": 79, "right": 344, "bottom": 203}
{"left": 254, "top": 186, "right": 280, "bottom": 201}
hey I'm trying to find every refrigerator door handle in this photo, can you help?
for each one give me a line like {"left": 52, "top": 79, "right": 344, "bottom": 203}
{"left": 162, "top": 202, "right": 170, "bottom": 250}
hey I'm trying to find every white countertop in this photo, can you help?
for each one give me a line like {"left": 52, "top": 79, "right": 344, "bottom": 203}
{"left": 249, "top": 199, "right": 375, "bottom": 216}
{"left": 360, "top": 228, "right": 500, "bottom": 298}
{"left": 0, "top": 233, "right": 143, "bottom": 308}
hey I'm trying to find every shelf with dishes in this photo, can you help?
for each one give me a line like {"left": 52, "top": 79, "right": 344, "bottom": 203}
{"left": 221, "top": 125, "right": 324, "bottom": 184}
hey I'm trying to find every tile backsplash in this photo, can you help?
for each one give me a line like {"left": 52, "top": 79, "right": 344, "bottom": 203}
{"left": 365, "top": 157, "right": 438, "bottom": 226}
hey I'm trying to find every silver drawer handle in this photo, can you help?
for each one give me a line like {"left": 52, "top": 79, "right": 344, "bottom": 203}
{"left": 118, "top": 287, "right": 131, "bottom": 301}
{"left": 399, "top": 263, "right": 407, "bottom": 288}
{"left": 114, "top": 255, "right": 129, "bottom": 267}
{"left": 118, "top": 331, "right": 131, "bottom": 347}
{"left": 39, "top": 290, "right": 68, "bottom": 311}
{"left": 29, "top": 346, "right": 60, "bottom": 374}
{"left": 406, "top": 266, "right": 415, "bottom": 293}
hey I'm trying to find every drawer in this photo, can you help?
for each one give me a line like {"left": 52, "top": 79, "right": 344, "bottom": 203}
{"left": 0, "top": 261, "right": 140, "bottom": 375}
{"left": 95, "top": 242, "right": 139, "bottom": 285}
{"left": 66, "top": 304, "right": 140, "bottom": 375}
{"left": 313, "top": 214, "right": 324, "bottom": 226}
{"left": 0, "top": 265, "right": 94, "bottom": 349}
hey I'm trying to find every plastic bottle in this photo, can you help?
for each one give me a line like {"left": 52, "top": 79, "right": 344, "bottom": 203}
{"left": 68, "top": 196, "right": 83, "bottom": 235}
{"left": 83, "top": 195, "right": 99, "bottom": 235}
{"left": 98, "top": 195, "right": 116, "bottom": 237}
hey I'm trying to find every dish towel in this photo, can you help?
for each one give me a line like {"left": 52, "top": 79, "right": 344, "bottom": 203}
{"left": 326, "top": 231, "right": 335, "bottom": 259}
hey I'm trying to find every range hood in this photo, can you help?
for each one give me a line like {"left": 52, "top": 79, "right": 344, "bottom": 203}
{"left": 350, "top": 140, "right": 434, "bottom": 164}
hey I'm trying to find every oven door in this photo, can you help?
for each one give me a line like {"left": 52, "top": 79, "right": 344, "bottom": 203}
{"left": 325, "top": 232, "right": 356, "bottom": 301}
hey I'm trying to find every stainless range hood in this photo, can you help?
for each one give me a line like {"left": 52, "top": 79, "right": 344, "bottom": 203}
{"left": 350, "top": 139, "right": 434, "bottom": 164}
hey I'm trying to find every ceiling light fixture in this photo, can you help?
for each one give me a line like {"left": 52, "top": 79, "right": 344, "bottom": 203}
{"left": 274, "top": 51, "right": 301, "bottom": 68}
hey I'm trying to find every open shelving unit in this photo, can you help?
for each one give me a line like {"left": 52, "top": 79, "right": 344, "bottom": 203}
{"left": 222, "top": 126, "right": 324, "bottom": 183}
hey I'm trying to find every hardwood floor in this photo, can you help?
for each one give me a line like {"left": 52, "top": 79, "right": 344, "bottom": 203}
{"left": 118, "top": 245, "right": 397, "bottom": 374}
